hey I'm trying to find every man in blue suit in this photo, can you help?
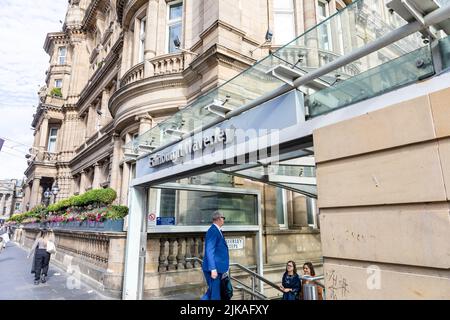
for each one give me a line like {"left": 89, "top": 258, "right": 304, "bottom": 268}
{"left": 201, "top": 211, "right": 229, "bottom": 300}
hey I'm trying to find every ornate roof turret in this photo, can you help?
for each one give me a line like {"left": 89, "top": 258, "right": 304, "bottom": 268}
{"left": 64, "top": 0, "right": 85, "bottom": 31}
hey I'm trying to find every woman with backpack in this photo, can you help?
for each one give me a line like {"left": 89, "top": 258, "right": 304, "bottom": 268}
{"left": 27, "top": 229, "right": 56, "bottom": 285}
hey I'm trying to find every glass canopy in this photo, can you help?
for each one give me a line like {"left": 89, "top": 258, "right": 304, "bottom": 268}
{"left": 156, "top": 147, "right": 318, "bottom": 198}
{"left": 125, "top": 0, "right": 449, "bottom": 165}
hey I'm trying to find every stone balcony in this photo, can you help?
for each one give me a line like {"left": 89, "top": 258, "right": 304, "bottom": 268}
{"left": 120, "top": 52, "right": 185, "bottom": 88}
{"left": 120, "top": 61, "right": 144, "bottom": 87}
{"left": 43, "top": 95, "right": 65, "bottom": 107}
{"left": 149, "top": 52, "right": 185, "bottom": 77}
{"left": 27, "top": 150, "right": 59, "bottom": 169}
{"left": 29, "top": 150, "right": 59, "bottom": 163}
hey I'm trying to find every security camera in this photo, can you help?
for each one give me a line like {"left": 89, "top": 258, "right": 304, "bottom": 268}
{"left": 173, "top": 36, "right": 181, "bottom": 49}
{"left": 170, "top": 36, "right": 199, "bottom": 56}
{"left": 265, "top": 29, "right": 273, "bottom": 42}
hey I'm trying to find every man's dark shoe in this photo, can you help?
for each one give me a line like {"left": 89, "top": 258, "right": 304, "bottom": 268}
{"left": 34, "top": 280, "right": 40, "bottom": 285}
{"left": 41, "top": 275, "right": 47, "bottom": 283}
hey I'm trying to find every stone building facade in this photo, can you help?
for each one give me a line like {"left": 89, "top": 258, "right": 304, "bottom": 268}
{"left": 0, "top": 179, "right": 23, "bottom": 219}
{"left": 23, "top": 0, "right": 354, "bottom": 209}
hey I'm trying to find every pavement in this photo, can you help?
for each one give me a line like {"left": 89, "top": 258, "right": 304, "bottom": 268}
{"left": 0, "top": 241, "right": 109, "bottom": 300}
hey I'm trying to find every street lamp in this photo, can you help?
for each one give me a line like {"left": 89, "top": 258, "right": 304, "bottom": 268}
{"left": 44, "top": 188, "right": 52, "bottom": 206}
{"left": 51, "top": 182, "right": 59, "bottom": 204}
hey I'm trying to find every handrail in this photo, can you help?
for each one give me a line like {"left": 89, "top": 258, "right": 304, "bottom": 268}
{"left": 299, "top": 275, "right": 325, "bottom": 288}
{"left": 229, "top": 275, "right": 267, "bottom": 300}
{"left": 186, "top": 257, "right": 273, "bottom": 300}
{"left": 186, "top": 257, "right": 325, "bottom": 299}
{"left": 234, "top": 283, "right": 268, "bottom": 300}
{"left": 229, "top": 262, "right": 284, "bottom": 294}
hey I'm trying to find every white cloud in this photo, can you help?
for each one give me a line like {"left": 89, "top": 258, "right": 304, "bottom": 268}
{"left": 0, "top": 0, "right": 68, "bottom": 179}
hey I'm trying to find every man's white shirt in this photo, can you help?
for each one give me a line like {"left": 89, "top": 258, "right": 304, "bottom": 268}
{"left": 213, "top": 223, "right": 223, "bottom": 236}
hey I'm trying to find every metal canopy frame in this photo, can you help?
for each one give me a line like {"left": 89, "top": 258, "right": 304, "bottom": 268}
{"left": 219, "top": 159, "right": 318, "bottom": 199}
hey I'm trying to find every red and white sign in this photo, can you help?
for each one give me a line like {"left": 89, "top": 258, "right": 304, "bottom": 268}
{"left": 148, "top": 213, "right": 156, "bottom": 226}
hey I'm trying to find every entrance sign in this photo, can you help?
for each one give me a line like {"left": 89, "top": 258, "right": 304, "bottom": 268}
{"left": 136, "top": 90, "right": 305, "bottom": 181}
{"left": 149, "top": 128, "right": 233, "bottom": 168}
{"left": 226, "top": 237, "right": 245, "bottom": 250}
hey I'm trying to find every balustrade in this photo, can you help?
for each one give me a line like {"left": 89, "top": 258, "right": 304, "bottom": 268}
{"left": 120, "top": 62, "right": 144, "bottom": 87}
{"left": 150, "top": 53, "right": 184, "bottom": 76}
{"left": 54, "top": 232, "right": 110, "bottom": 268}
{"left": 43, "top": 151, "right": 58, "bottom": 162}
{"left": 156, "top": 234, "right": 205, "bottom": 272}
{"left": 119, "top": 53, "right": 185, "bottom": 88}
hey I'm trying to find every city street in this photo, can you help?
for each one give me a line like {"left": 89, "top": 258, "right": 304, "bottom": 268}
{"left": 0, "top": 242, "right": 107, "bottom": 300}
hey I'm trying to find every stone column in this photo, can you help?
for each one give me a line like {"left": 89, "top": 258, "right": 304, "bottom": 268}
{"left": 120, "top": 134, "right": 132, "bottom": 205}
{"left": 32, "top": 131, "right": 40, "bottom": 155}
{"left": 294, "top": 0, "right": 305, "bottom": 38}
{"left": 120, "top": 162, "right": 131, "bottom": 205}
{"left": 37, "top": 186, "right": 43, "bottom": 206}
{"left": 79, "top": 170, "right": 87, "bottom": 194}
{"left": 86, "top": 106, "right": 95, "bottom": 139}
{"left": 71, "top": 175, "right": 78, "bottom": 195}
{"left": 138, "top": 115, "right": 153, "bottom": 135}
{"left": 120, "top": 31, "right": 132, "bottom": 79}
{"left": 100, "top": 90, "right": 112, "bottom": 126}
{"left": 144, "top": 0, "right": 159, "bottom": 77}
{"left": 4, "top": 194, "right": 12, "bottom": 216}
{"left": 39, "top": 116, "right": 49, "bottom": 151}
{"left": 0, "top": 194, "right": 5, "bottom": 215}
{"left": 29, "top": 177, "right": 41, "bottom": 209}
{"left": 303, "top": 0, "right": 319, "bottom": 68}
{"left": 293, "top": 194, "right": 309, "bottom": 228}
{"left": 23, "top": 185, "right": 31, "bottom": 212}
{"left": 92, "top": 162, "right": 102, "bottom": 189}
{"left": 110, "top": 134, "right": 122, "bottom": 197}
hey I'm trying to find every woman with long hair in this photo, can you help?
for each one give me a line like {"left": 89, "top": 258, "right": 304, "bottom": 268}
{"left": 279, "top": 260, "right": 301, "bottom": 300}
{"left": 27, "top": 229, "right": 55, "bottom": 285}
{"left": 301, "top": 262, "right": 323, "bottom": 300}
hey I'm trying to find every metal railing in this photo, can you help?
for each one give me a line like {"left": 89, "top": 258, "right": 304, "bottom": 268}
{"left": 186, "top": 257, "right": 325, "bottom": 300}
{"left": 229, "top": 261, "right": 284, "bottom": 300}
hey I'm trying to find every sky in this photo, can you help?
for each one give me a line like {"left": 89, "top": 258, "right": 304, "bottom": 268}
{"left": 0, "top": 0, "right": 68, "bottom": 180}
